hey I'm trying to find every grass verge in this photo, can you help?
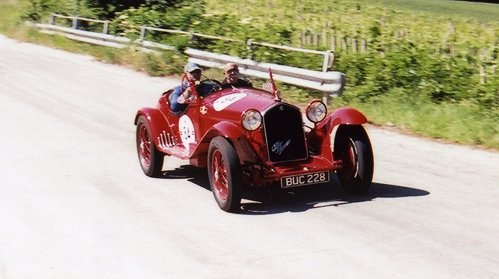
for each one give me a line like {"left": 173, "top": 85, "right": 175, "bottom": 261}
{"left": 337, "top": 96, "right": 499, "bottom": 150}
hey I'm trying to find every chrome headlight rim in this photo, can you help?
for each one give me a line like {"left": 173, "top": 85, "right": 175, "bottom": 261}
{"left": 306, "top": 100, "right": 327, "bottom": 123}
{"left": 241, "top": 109, "right": 262, "bottom": 131}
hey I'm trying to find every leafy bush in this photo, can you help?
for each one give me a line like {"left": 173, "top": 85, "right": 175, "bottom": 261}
{"left": 25, "top": 0, "right": 75, "bottom": 20}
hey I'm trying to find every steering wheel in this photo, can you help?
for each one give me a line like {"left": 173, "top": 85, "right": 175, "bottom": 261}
{"left": 197, "top": 79, "right": 222, "bottom": 96}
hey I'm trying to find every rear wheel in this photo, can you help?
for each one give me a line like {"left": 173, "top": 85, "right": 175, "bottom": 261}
{"left": 207, "top": 137, "right": 242, "bottom": 212}
{"left": 136, "top": 116, "right": 164, "bottom": 177}
{"left": 334, "top": 125, "right": 374, "bottom": 194}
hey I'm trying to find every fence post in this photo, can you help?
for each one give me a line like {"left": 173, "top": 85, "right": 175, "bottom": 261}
{"left": 336, "top": 32, "right": 342, "bottom": 51}
{"left": 322, "top": 22, "right": 327, "bottom": 48}
{"left": 342, "top": 37, "right": 347, "bottom": 52}
{"left": 188, "top": 32, "right": 195, "bottom": 46}
{"left": 139, "top": 26, "right": 147, "bottom": 41}
{"left": 246, "top": 39, "right": 254, "bottom": 60}
{"left": 361, "top": 39, "right": 367, "bottom": 53}
{"left": 479, "top": 64, "right": 486, "bottom": 84}
{"left": 322, "top": 49, "right": 336, "bottom": 106}
{"left": 103, "top": 21, "right": 109, "bottom": 34}
{"left": 50, "top": 14, "right": 56, "bottom": 25}
{"left": 72, "top": 17, "right": 79, "bottom": 29}
{"left": 330, "top": 30, "right": 335, "bottom": 51}
{"left": 322, "top": 50, "right": 332, "bottom": 72}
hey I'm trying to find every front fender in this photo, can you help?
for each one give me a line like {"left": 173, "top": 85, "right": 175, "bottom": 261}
{"left": 201, "top": 121, "right": 245, "bottom": 142}
{"left": 198, "top": 121, "right": 258, "bottom": 163}
{"left": 308, "top": 107, "right": 367, "bottom": 163}
{"left": 317, "top": 107, "right": 368, "bottom": 135}
{"left": 134, "top": 107, "right": 170, "bottom": 147}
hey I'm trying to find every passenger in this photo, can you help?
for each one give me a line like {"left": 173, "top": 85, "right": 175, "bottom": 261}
{"left": 170, "top": 63, "right": 202, "bottom": 113}
{"left": 221, "top": 63, "right": 252, "bottom": 89}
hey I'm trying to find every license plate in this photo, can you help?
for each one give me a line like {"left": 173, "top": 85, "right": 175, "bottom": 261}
{"left": 280, "top": 171, "right": 330, "bottom": 188}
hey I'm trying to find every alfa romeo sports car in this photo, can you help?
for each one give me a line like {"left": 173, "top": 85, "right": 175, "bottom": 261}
{"left": 135, "top": 71, "right": 374, "bottom": 212}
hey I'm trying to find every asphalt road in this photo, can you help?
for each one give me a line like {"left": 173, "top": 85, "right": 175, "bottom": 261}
{"left": 1, "top": 35, "right": 498, "bottom": 279}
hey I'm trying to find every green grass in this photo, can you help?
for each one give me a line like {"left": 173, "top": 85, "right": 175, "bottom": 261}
{"left": 338, "top": 97, "right": 499, "bottom": 149}
{"left": 0, "top": 0, "right": 27, "bottom": 33}
{"left": 368, "top": 0, "right": 499, "bottom": 22}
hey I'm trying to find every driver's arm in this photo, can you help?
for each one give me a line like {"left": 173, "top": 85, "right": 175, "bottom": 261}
{"left": 177, "top": 88, "right": 193, "bottom": 104}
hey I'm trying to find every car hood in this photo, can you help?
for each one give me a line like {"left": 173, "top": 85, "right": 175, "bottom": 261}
{"left": 202, "top": 87, "right": 279, "bottom": 118}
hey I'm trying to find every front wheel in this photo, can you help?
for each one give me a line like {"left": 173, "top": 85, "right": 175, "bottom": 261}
{"left": 207, "top": 137, "right": 242, "bottom": 212}
{"left": 136, "top": 116, "right": 164, "bottom": 177}
{"left": 334, "top": 125, "right": 374, "bottom": 194}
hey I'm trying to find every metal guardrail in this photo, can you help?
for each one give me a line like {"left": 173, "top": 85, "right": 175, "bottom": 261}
{"left": 35, "top": 14, "right": 345, "bottom": 101}
{"left": 36, "top": 23, "right": 131, "bottom": 48}
{"left": 50, "top": 14, "right": 110, "bottom": 34}
{"left": 186, "top": 48, "right": 344, "bottom": 96}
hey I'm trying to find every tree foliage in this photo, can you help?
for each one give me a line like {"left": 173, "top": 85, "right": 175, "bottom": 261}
{"left": 84, "top": 0, "right": 182, "bottom": 18}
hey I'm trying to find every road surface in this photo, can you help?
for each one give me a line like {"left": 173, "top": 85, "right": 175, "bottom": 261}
{"left": 1, "top": 35, "right": 498, "bottom": 279}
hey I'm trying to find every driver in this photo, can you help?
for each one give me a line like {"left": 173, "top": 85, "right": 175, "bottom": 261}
{"left": 170, "top": 63, "right": 202, "bottom": 113}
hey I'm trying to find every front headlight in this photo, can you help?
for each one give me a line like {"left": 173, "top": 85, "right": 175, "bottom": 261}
{"left": 306, "top": 100, "right": 327, "bottom": 123}
{"left": 241, "top": 109, "right": 262, "bottom": 131}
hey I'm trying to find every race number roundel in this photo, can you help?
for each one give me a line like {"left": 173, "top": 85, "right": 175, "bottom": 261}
{"left": 213, "top": 93, "right": 247, "bottom": 111}
{"left": 179, "top": 115, "right": 195, "bottom": 149}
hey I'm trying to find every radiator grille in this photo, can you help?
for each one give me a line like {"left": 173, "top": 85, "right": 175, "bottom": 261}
{"left": 263, "top": 104, "right": 308, "bottom": 163}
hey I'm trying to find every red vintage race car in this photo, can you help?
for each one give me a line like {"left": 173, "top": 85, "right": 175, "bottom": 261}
{"left": 134, "top": 72, "right": 374, "bottom": 212}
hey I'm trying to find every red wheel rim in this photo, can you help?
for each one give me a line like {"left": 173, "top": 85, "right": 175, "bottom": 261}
{"left": 138, "top": 124, "right": 152, "bottom": 169}
{"left": 343, "top": 139, "right": 359, "bottom": 178}
{"left": 211, "top": 149, "right": 228, "bottom": 201}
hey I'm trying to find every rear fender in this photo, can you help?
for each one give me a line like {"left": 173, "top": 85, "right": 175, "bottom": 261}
{"left": 134, "top": 108, "right": 170, "bottom": 147}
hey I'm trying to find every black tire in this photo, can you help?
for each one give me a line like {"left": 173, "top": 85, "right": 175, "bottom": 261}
{"left": 136, "top": 116, "right": 164, "bottom": 177}
{"left": 334, "top": 125, "right": 374, "bottom": 194}
{"left": 207, "top": 137, "right": 242, "bottom": 212}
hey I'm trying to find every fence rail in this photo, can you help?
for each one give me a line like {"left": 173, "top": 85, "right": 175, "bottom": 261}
{"left": 50, "top": 14, "right": 110, "bottom": 34}
{"left": 35, "top": 14, "right": 346, "bottom": 102}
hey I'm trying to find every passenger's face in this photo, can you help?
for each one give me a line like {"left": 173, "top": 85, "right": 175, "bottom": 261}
{"left": 225, "top": 68, "right": 239, "bottom": 84}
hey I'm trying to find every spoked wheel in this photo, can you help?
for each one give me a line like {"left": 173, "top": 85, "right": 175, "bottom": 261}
{"left": 136, "top": 116, "right": 164, "bottom": 177}
{"left": 207, "top": 137, "right": 242, "bottom": 212}
{"left": 334, "top": 125, "right": 374, "bottom": 194}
